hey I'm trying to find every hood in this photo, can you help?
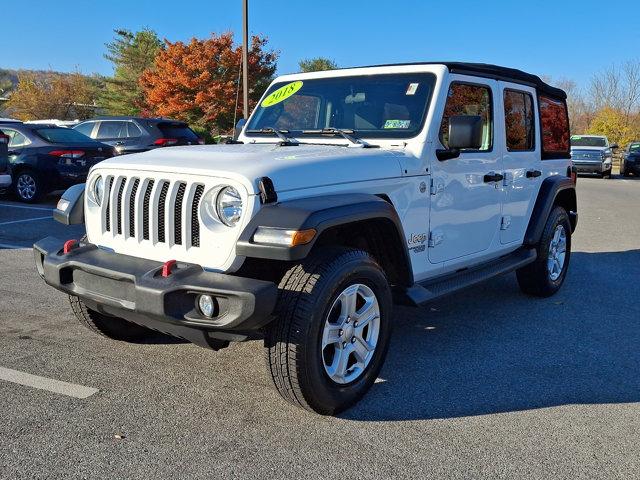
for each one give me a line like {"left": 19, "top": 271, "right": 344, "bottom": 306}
{"left": 92, "top": 143, "right": 408, "bottom": 194}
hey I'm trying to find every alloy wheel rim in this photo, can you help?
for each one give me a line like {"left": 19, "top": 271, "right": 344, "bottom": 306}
{"left": 321, "top": 283, "right": 380, "bottom": 384}
{"left": 17, "top": 174, "right": 36, "bottom": 200}
{"left": 547, "top": 225, "right": 567, "bottom": 281}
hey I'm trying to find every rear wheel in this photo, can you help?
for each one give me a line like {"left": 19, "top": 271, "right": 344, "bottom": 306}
{"left": 14, "top": 170, "right": 44, "bottom": 203}
{"left": 265, "top": 247, "right": 392, "bottom": 415}
{"left": 69, "top": 296, "right": 156, "bottom": 342}
{"left": 517, "top": 206, "right": 572, "bottom": 297}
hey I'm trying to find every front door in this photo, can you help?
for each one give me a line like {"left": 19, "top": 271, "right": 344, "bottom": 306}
{"left": 428, "top": 77, "right": 503, "bottom": 265}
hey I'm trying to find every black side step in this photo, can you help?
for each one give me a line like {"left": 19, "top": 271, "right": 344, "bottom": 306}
{"left": 400, "top": 248, "right": 537, "bottom": 307}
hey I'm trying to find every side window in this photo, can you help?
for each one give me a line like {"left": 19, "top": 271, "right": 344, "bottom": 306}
{"left": 504, "top": 90, "right": 535, "bottom": 151}
{"left": 75, "top": 122, "right": 95, "bottom": 138}
{"left": 126, "top": 122, "right": 142, "bottom": 138}
{"left": 96, "top": 121, "right": 126, "bottom": 139}
{"left": 5, "top": 129, "right": 31, "bottom": 148}
{"left": 439, "top": 82, "right": 492, "bottom": 151}
{"left": 538, "top": 95, "right": 570, "bottom": 156}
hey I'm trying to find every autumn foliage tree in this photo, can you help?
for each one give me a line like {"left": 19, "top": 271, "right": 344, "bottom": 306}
{"left": 7, "top": 71, "right": 100, "bottom": 121}
{"left": 141, "top": 33, "right": 277, "bottom": 134}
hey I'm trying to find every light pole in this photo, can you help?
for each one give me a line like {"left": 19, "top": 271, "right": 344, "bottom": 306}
{"left": 242, "top": 0, "right": 249, "bottom": 119}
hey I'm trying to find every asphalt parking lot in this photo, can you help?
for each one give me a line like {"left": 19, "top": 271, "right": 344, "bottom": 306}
{"left": 1, "top": 177, "right": 639, "bottom": 479}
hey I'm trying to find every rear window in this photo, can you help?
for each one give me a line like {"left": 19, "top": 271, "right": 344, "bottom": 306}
{"left": 539, "top": 95, "right": 570, "bottom": 158}
{"left": 570, "top": 136, "right": 607, "bottom": 147}
{"left": 36, "top": 127, "right": 95, "bottom": 144}
{"left": 157, "top": 123, "right": 199, "bottom": 140}
{"left": 629, "top": 143, "right": 640, "bottom": 152}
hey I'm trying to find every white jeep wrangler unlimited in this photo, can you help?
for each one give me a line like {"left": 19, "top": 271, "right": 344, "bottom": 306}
{"left": 35, "top": 63, "right": 577, "bottom": 415}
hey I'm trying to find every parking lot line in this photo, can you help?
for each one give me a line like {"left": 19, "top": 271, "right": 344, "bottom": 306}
{"left": 0, "top": 367, "right": 98, "bottom": 399}
{"left": 0, "top": 216, "right": 52, "bottom": 227}
{"left": 0, "top": 202, "right": 53, "bottom": 212}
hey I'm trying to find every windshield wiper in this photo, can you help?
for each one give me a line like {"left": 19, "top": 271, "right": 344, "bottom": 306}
{"left": 245, "top": 127, "right": 299, "bottom": 146}
{"left": 300, "top": 128, "right": 377, "bottom": 148}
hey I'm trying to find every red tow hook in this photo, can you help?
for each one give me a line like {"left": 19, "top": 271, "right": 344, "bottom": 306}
{"left": 63, "top": 239, "right": 79, "bottom": 254}
{"left": 162, "top": 260, "right": 177, "bottom": 278}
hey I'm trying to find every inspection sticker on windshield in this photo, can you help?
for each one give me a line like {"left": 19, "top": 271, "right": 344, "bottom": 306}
{"left": 384, "top": 119, "right": 411, "bottom": 129}
{"left": 406, "top": 83, "right": 419, "bottom": 95}
{"left": 261, "top": 81, "right": 304, "bottom": 108}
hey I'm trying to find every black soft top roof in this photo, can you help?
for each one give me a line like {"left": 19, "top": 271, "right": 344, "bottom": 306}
{"left": 344, "top": 62, "right": 567, "bottom": 100}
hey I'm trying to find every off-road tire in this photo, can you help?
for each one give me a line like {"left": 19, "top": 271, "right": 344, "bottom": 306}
{"left": 69, "top": 295, "right": 156, "bottom": 342}
{"left": 517, "top": 206, "right": 572, "bottom": 297}
{"left": 265, "top": 247, "right": 393, "bottom": 415}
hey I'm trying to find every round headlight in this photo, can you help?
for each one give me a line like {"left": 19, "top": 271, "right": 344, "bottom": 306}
{"left": 216, "top": 186, "right": 243, "bottom": 227}
{"left": 90, "top": 175, "right": 104, "bottom": 206}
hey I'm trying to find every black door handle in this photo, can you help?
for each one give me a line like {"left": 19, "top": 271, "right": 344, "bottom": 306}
{"left": 526, "top": 169, "right": 542, "bottom": 178}
{"left": 484, "top": 172, "right": 504, "bottom": 183}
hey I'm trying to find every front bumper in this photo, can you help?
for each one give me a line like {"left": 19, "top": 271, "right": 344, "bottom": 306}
{"left": 573, "top": 161, "right": 608, "bottom": 174}
{"left": 33, "top": 237, "right": 278, "bottom": 347}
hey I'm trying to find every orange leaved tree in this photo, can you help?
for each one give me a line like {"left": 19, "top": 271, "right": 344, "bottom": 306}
{"left": 140, "top": 32, "right": 277, "bottom": 135}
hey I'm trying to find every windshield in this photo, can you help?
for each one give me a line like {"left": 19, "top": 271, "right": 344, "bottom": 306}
{"left": 570, "top": 136, "right": 607, "bottom": 147}
{"left": 246, "top": 73, "right": 436, "bottom": 139}
{"left": 35, "top": 127, "right": 96, "bottom": 144}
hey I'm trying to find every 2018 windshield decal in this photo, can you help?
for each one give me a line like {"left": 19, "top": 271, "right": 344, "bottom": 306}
{"left": 261, "top": 81, "right": 304, "bottom": 108}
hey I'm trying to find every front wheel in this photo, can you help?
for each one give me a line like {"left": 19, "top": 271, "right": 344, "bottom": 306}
{"left": 69, "top": 296, "right": 157, "bottom": 342}
{"left": 517, "top": 206, "right": 572, "bottom": 297}
{"left": 265, "top": 248, "right": 392, "bottom": 415}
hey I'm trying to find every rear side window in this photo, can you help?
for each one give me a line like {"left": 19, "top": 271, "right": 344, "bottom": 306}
{"left": 440, "top": 82, "right": 493, "bottom": 151}
{"left": 35, "top": 127, "right": 95, "bottom": 144}
{"left": 538, "top": 95, "right": 570, "bottom": 158}
{"left": 74, "top": 122, "right": 95, "bottom": 137}
{"left": 157, "top": 123, "right": 199, "bottom": 141}
{"left": 504, "top": 90, "right": 535, "bottom": 151}
{"left": 127, "top": 122, "right": 142, "bottom": 137}
{"left": 4, "top": 129, "right": 31, "bottom": 147}
{"left": 96, "top": 121, "right": 127, "bottom": 139}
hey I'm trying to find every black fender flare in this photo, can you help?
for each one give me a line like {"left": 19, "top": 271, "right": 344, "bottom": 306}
{"left": 236, "top": 193, "right": 413, "bottom": 285}
{"left": 53, "top": 183, "right": 85, "bottom": 225}
{"left": 524, "top": 175, "right": 577, "bottom": 246}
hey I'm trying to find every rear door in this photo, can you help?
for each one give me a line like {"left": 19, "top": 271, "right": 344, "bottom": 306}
{"left": 428, "top": 77, "right": 504, "bottom": 265}
{"left": 498, "top": 82, "right": 542, "bottom": 244}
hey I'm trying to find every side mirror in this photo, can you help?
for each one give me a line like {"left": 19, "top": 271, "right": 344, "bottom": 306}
{"left": 234, "top": 118, "right": 247, "bottom": 140}
{"left": 449, "top": 115, "right": 483, "bottom": 150}
{"left": 436, "top": 115, "right": 483, "bottom": 161}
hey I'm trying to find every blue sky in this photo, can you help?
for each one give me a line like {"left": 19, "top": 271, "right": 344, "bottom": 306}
{"left": 1, "top": 0, "right": 638, "bottom": 89}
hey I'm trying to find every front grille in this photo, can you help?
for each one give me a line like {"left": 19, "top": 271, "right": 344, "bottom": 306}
{"left": 101, "top": 175, "right": 204, "bottom": 249}
{"left": 157, "top": 181, "right": 170, "bottom": 243}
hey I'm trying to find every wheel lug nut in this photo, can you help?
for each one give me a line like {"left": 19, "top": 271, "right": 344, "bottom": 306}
{"left": 342, "top": 342, "right": 347, "bottom": 348}
{"left": 354, "top": 322, "right": 359, "bottom": 327}
{"left": 338, "top": 329, "right": 343, "bottom": 336}
{"left": 351, "top": 337, "right": 356, "bottom": 343}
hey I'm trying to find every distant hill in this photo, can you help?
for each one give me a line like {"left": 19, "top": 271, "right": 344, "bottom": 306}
{"left": 0, "top": 68, "right": 98, "bottom": 96}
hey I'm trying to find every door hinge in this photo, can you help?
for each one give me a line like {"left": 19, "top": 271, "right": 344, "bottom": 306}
{"left": 501, "top": 216, "right": 512, "bottom": 230}
{"left": 428, "top": 231, "right": 444, "bottom": 247}
{"left": 430, "top": 178, "right": 444, "bottom": 195}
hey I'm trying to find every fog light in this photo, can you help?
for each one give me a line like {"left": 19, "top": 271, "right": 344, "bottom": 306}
{"left": 198, "top": 295, "right": 216, "bottom": 318}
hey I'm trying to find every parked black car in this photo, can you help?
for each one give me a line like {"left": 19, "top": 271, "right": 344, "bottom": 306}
{"left": 620, "top": 142, "right": 640, "bottom": 177}
{"left": 0, "top": 123, "right": 115, "bottom": 203}
{"left": 73, "top": 117, "right": 203, "bottom": 155}
{"left": 0, "top": 129, "right": 10, "bottom": 190}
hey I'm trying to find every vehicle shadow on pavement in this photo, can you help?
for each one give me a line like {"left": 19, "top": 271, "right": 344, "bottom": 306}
{"left": 344, "top": 249, "right": 640, "bottom": 421}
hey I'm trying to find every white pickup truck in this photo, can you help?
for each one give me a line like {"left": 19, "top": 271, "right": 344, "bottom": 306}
{"left": 35, "top": 62, "right": 577, "bottom": 415}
